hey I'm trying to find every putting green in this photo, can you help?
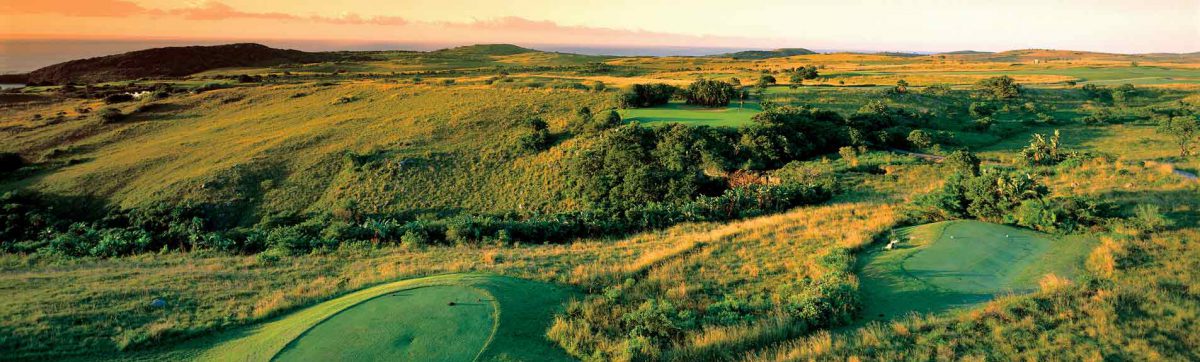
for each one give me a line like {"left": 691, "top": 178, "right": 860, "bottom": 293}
{"left": 620, "top": 101, "right": 761, "bottom": 127}
{"left": 856, "top": 220, "right": 1095, "bottom": 322}
{"left": 274, "top": 285, "right": 495, "bottom": 361}
{"left": 192, "top": 273, "right": 575, "bottom": 362}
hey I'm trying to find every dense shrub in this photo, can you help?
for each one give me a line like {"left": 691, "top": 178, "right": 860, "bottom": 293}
{"left": 1013, "top": 196, "right": 1112, "bottom": 233}
{"left": 97, "top": 107, "right": 124, "bottom": 123}
{"left": 907, "top": 152, "right": 1049, "bottom": 223}
{"left": 515, "top": 117, "right": 552, "bottom": 153}
{"left": 618, "top": 84, "right": 676, "bottom": 108}
{"left": 1020, "top": 130, "right": 1069, "bottom": 166}
{"left": 975, "top": 75, "right": 1022, "bottom": 100}
{"left": 1126, "top": 203, "right": 1174, "bottom": 234}
{"left": 236, "top": 74, "right": 262, "bottom": 83}
{"left": 740, "top": 106, "right": 847, "bottom": 169}
{"left": 684, "top": 79, "right": 737, "bottom": 107}
{"left": 104, "top": 93, "right": 134, "bottom": 104}
{"left": 844, "top": 101, "right": 922, "bottom": 149}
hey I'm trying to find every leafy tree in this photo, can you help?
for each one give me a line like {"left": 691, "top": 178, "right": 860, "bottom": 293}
{"left": 789, "top": 72, "right": 804, "bottom": 88}
{"left": 756, "top": 75, "right": 776, "bottom": 89}
{"left": 684, "top": 79, "right": 737, "bottom": 107}
{"left": 517, "top": 117, "right": 553, "bottom": 152}
{"left": 895, "top": 79, "right": 909, "bottom": 94}
{"left": 1156, "top": 115, "right": 1199, "bottom": 157}
{"left": 845, "top": 101, "right": 920, "bottom": 149}
{"left": 618, "top": 84, "right": 677, "bottom": 108}
{"left": 943, "top": 150, "right": 981, "bottom": 176}
{"left": 740, "top": 106, "right": 846, "bottom": 169}
{"left": 1111, "top": 83, "right": 1137, "bottom": 106}
{"left": 975, "top": 75, "right": 1022, "bottom": 100}
{"left": 791, "top": 65, "right": 819, "bottom": 80}
{"left": 1080, "top": 84, "right": 1112, "bottom": 102}
{"left": 569, "top": 125, "right": 667, "bottom": 209}
{"left": 969, "top": 102, "right": 996, "bottom": 118}
{"left": 602, "top": 110, "right": 623, "bottom": 129}
{"left": 963, "top": 170, "right": 1049, "bottom": 221}
{"left": 907, "top": 129, "right": 932, "bottom": 149}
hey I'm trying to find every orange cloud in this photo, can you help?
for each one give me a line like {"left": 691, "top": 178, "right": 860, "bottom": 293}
{"left": 1, "top": 0, "right": 408, "bottom": 26}
{"left": 0, "top": 0, "right": 146, "bottom": 17}
{"left": 0, "top": 0, "right": 766, "bottom": 48}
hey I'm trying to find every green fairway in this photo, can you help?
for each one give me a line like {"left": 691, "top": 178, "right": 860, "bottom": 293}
{"left": 192, "top": 273, "right": 575, "bottom": 362}
{"left": 856, "top": 220, "right": 1095, "bottom": 323}
{"left": 620, "top": 101, "right": 761, "bottom": 127}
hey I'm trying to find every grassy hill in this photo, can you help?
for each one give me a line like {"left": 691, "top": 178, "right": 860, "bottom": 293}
{"left": 0, "top": 83, "right": 612, "bottom": 223}
{"left": 433, "top": 44, "right": 540, "bottom": 56}
{"left": 718, "top": 48, "right": 817, "bottom": 59}
{"left": 1, "top": 43, "right": 1198, "bottom": 361}
{"left": 24, "top": 43, "right": 334, "bottom": 84}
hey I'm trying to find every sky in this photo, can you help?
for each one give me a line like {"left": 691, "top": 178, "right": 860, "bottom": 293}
{"left": 1, "top": 0, "right": 1198, "bottom": 54}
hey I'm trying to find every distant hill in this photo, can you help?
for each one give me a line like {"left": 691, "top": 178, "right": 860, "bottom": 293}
{"left": 717, "top": 48, "right": 817, "bottom": 59}
{"left": 938, "top": 50, "right": 994, "bottom": 55}
{"left": 874, "top": 52, "right": 925, "bottom": 58}
{"left": 25, "top": 43, "right": 332, "bottom": 84}
{"left": 432, "top": 44, "right": 539, "bottom": 56}
{"left": 937, "top": 49, "right": 1200, "bottom": 63}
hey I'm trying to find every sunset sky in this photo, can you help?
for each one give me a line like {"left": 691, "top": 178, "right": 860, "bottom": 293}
{"left": 1, "top": 0, "right": 1198, "bottom": 53}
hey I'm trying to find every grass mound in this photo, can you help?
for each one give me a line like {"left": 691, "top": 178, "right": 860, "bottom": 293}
{"left": 620, "top": 101, "right": 761, "bottom": 127}
{"left": 195, "top": 273, "right": 575, "bottom": 361}
{"left": 856, "top": 220, "right": 1095, "bottom": 322}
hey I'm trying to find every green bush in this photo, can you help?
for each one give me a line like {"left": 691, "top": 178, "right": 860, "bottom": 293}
{"left": 618, "top": 84, "right": 676, "bottom": 108}
{"left": 104, "top": 94, "right": 134, "bottom": 104}
{"left": 98, "top": 107, "right": 124, "bottom": 123}
{"left": 1128, "top": 204, "right": 1173, "bottom": 233}
{"left": 684, "top": 79, "right": 737, "bottom": 107}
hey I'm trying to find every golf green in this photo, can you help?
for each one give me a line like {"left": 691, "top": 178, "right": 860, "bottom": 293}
{"left": 856, "top": 220, "right": 1095, "bottom": 323}
{"left": 274, "top": 285, "right": 495, "bottom": 361}
{"left": 620, "top": 101, "right": 761, "bottom": 127}
{"left": 192, "top": 273, "right": 576, "bottom": 362}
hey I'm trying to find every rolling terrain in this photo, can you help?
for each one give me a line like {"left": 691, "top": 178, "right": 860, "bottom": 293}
{"left": 1, "top": 43, "right": 1198, "bottom": 361}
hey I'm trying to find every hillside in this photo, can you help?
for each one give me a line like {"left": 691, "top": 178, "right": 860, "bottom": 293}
{"left": 0, "top": 83, "right": 612, "bottom": 225}
{"left": 940, "top": 48, "right": 1200, "bottom": 63}
{"left": 718, "top": 48, "right": 817, "bottom": 59}
{"left": 432, "top": 44, "right": 540, "bottom": 56}
{"left": 938, "top": 50, "right": 994, "bottom": 55}
{"left": 25, "top": 43, "right": 332, "bottom": 84}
